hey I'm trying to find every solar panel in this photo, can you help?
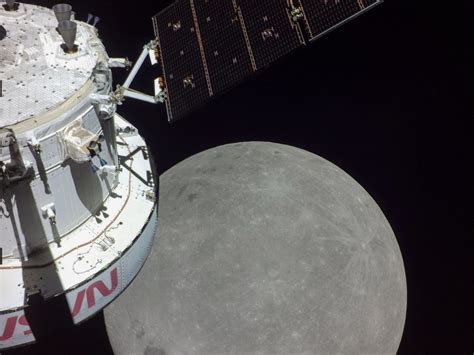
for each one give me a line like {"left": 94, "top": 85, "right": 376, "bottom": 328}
{"left": 153, "top": 0, "right": 306, "bottom": 121}
{"left": 152, "top": 0, "right": 382, "bottom": 121}
{"left": 193, "top": 0, "right": 254, "bottom": 95}
{"left": 236, "top": 0, "right": 305, "bottom": 70}
{"left": 299, "top": 0, "right": 382, "bottom": 41}
{"left": 153, "top": 0, "right": 211, "bottom": 121}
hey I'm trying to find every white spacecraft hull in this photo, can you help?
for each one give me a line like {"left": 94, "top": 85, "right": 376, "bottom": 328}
{"left": 0, "top": 3, "right": 159, "bottom": 349}
{"left": 0, "top": 206, "right": 156, "bottom": 348}
{"left": 0, "top": 115, "right": 158, "bottom": 350}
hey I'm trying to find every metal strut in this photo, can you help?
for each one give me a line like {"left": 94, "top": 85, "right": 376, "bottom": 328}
{"left": 115, "top": 40, "right": 166, "bottom": 105}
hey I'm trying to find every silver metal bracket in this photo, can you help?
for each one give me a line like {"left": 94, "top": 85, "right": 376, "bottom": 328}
{"left": 123, "top": 40, "right": 158, "bottom": 89}
{"left": 41, "top": 203, "right": 57, "bottom": 225}
{"left": 115, "top": 40, "right": 166, "bottom": 105}
{"left": 108, "top": 57, "right": 132, "bottom": 69}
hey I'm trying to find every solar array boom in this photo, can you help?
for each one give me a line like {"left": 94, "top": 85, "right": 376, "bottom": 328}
{"left": 152, "top": 0, "right": 382, "bottom": 122}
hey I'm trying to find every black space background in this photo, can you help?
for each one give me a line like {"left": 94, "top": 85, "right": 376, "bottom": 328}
{"left": 5, "top": 0, "right": 473, "bottom": 354}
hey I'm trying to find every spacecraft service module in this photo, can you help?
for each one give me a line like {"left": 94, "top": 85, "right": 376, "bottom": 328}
{"left": 0, "top": 1, "right": 157, "bottom": 349}
{"left": 0, "top": 0, "right": 392, "bottom": 351}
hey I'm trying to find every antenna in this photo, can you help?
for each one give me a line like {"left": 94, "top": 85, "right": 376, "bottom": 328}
{"left": 58, "top": 20, "right": 78, "bottom": 54}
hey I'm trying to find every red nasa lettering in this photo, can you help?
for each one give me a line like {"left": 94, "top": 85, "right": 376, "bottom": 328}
{"left": 0, "top": 315, "right": 31, "bottom": 341}
{"left": 71, "top": 268, "right": 118, "bottom": 317}
{"left": 0, "top": 268, "right": 118, "bottom": 342}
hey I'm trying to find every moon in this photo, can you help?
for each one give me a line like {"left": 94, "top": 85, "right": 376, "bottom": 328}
{"left": 105, "top": 142, "right": 407, "bottom": 354}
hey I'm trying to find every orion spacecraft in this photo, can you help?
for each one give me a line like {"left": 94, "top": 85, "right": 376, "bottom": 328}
{"left": 0, "top": 0, "right": 382, "bottom": 350}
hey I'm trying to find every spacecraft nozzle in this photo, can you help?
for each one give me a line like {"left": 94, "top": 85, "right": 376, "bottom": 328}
{"left": 53, "top": 3, "right": 72, "bottom": 22}
{"left": 4, "top": 0, "right": 19, "bottom": 11}
{"left": 58, "top": 20, "right": 78, "bottom": 53}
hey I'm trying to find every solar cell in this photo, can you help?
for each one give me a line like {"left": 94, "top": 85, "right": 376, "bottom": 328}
{"left": 364, "top": 0, "right": 379, "bottom": 6}
{"left": 299, "top": 0, "right": 382, "bottom": 41}
{"left": 154, "top": 0, "right": 211, "bottom": 121}
{"left": 192, "top": 0, "right": 254, "bottom": 95}
{"left": 236, "top": 0, "right": 305, "bottom": 70}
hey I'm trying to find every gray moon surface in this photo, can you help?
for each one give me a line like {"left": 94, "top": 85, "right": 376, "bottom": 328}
{"left": 105, "top": 142, "right": 407, "bottom": 355}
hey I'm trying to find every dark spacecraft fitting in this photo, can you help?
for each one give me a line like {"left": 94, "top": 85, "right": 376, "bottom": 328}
{"left": 0, "top": 25, "right": 6, "bottom": 40}
{"left": 3, "top": 0, "right": 19, "bottom": 11}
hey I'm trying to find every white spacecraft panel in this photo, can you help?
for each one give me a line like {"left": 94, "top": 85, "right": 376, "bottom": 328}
{"left": 0, "top": 3, "right": 102, "bottom": 127}
{"left": 0, "top": 108, "right": 117, "bottom": 259}
{"left": 0, "top": 114, "right": 157, "bottom": 350}
{"left": 0, "top": 204, "right": 157, "bottom": 348}
{"left": 0, "top": 3, "right": 159, "bottom": 350}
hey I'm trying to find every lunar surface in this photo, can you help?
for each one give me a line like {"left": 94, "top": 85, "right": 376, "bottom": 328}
{"left": 105, "top": 142, "right": 407, "bottom": 355}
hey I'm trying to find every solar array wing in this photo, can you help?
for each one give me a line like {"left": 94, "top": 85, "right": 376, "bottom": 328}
{"left": 153, "top": 0, "right": 382, "bottom": 122}
{"left": 299, "top": 0, "right": 382, "bottom": 42}
{"left": 153, "top": 0, "right": 212, "bottom": 122}
{"left": 236, "top": 0, "right": 306, "bottom": 70}
{"left": 192, "top": 0, "right": 254, "bottom": 95}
